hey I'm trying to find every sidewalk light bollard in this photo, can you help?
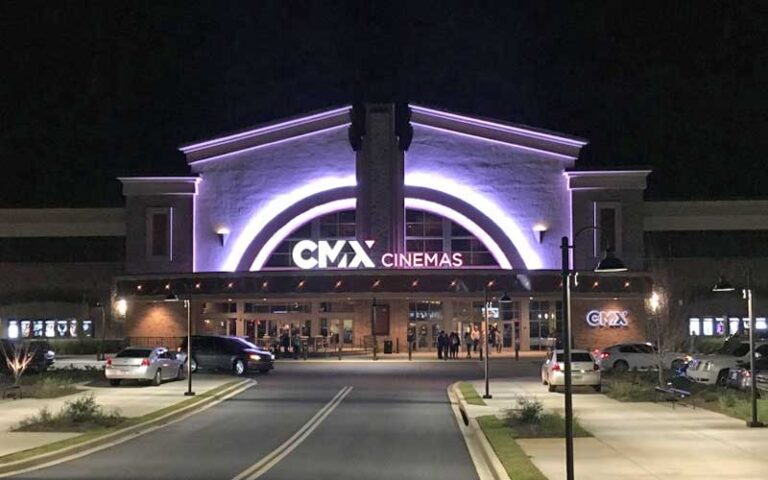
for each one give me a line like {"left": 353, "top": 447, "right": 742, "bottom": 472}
{"left": 408, "top": 340, "right": 412, "bottom": 361}
{"left": 396, "top": 337, "right": 399, "bottom": 354}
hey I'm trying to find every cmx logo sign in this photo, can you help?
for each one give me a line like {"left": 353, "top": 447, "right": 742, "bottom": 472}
{"left": 292, "top": 240, "right": 376, "bottom": 270}
{"left": 585, "top": 310, "right": 629, "bottom": 328}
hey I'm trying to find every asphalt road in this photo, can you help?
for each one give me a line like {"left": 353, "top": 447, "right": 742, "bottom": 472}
{"left": 12, "top": 358, "right": 540, "bottom": 480}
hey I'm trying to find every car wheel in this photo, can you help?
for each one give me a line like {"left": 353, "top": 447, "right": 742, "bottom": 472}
{"left": 613, "top": 360, "right": 629, "bottom": 372}
{"left": 716, "top": 370, "right": 729, "bottom": 387}
{"left": 548, "top": 384, "right": 556, "bottom": 392}
{"left": 189, "top": 357, "right": 198, "bottom": 373}
{"left": 593, "top": 384, "right": 602, "bottom": 393}
{"left": 152, "top": 370, "right": 162, "bottom": 386}
{"left": 233, "top": 359, "right": 246, "bottom": 376}
{"left": 109, "top": 379, "right": 121, "bottom": 387}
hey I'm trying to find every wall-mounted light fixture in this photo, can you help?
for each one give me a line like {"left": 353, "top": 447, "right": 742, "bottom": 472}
{"left": 532, "top": 224, "right": 548, "bottom": 244}
{"left": 115, "top": 298, "right": 128, "bottom": 318}
{"left": 216, "top": 227, "right": 230, "bottom": 246}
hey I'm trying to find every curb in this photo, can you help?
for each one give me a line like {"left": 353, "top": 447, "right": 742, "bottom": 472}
{"left": 0, "top": 379, "right": 255, "bottom": 478}
{"left": 448, "top": 382, "right": 508, "bottom": 480}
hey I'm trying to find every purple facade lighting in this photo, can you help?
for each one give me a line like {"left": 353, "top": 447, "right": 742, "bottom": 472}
{"left": 250, "top": 198, "right": 356, "bottom": 271}
{"left": 404, "top": 198, "right": 513, "bottom": 269}
{"left": 404, "top": 172, "right": 543, "bottom": 269}
{"left": 220, "top": 175, "right": 357, "bottom": 272}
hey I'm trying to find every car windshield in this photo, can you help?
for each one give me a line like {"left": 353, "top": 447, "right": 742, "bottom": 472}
{"left": 570, "top": 353, "right": 594, "bottom": 362}
{"left": 116, "top": 349, "right": 152, "bottom": 358}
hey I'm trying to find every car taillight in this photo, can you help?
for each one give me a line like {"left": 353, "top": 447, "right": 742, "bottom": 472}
{"left": 552, "top": 363, "right": 561, "bottom": 372}
{"left": 141, "top": 358, "right": 150, "bottom": 367}
{"left": 106, "top": 357, "right": 112, "bottom": 366}
{"left": 600, "top": 352, "right": 610, "bottom": 360}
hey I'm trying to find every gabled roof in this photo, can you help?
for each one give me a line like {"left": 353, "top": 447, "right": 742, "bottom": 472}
{"left": 179, "top": 104, "right": 588, "bottom": 165}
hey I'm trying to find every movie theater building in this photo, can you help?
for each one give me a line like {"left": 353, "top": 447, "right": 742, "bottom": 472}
{"left": 115, "top": 104, "right": 653, "bottom": 352}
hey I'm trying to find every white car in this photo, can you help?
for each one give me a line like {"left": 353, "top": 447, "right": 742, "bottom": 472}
{"left": 598, "top": 342, "right": 688, "bottom": 372}
{"left": 541, "top": 349, "right": 601, "bottom": 392}
{"left": 105, "top": 347, "right": 185, "bottom": 386}
{"left": 686, "top": 341, "right": 768, "bottom": 386}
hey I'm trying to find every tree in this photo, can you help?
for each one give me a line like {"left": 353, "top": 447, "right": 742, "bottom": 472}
{"left": 0, "top": 340, "right": 36, "bottom": 386}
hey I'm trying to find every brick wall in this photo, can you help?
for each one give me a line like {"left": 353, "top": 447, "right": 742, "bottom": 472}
{"left": 571, "top": 297, "right": 647, "bottom": 350}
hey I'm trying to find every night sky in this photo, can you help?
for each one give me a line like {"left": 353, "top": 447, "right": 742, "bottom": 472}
{"left": 2, "top": 2, "right": 766, "bottom": 207}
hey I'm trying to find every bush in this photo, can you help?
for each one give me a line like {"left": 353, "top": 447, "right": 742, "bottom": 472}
{"left": 14, "top": 393, "right": 123, "bottom": 432}
{"left": 26, "top": 377, "right": 79, "bottom": 398}
{"left": 514, "top": 396, "right": 544, "bottom": 424}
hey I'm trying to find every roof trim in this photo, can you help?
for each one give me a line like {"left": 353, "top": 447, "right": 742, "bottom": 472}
{"left": 177, "top": 104, "right": 592, "bottom": 165}
{"left": 410, "top": 104, "right": 587, "bottom": 160}
{"left": 180, "top": 106, "right": 352, "bottom": 164}
{"left": 118, "top": 177, "right": 201, "bottom": 196}
{"left": 565, "top": 170, "right": 651, "bottom": 190}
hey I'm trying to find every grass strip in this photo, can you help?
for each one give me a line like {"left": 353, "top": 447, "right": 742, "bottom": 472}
{"left": 477, "top": 415, "right": 547, "bottom": 480}
{"left": 459, "top": 382, "right": 486, "bottom": 406}
{"left": 0, "top": 380, "right": 242, "bottom": 469}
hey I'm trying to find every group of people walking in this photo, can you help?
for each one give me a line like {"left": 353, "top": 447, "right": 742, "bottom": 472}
{"left": 435, "top": 324, "right": 504, "bottom": 359}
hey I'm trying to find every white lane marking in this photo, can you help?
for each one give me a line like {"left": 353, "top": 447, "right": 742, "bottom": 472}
{"left": 0, "top": 380, "right": 256, "bottom": 479}
{"left": 232, "top": 386, "right": 353, "bottom": 480}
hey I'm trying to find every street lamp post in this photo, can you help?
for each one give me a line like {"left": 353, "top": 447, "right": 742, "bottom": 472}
{"left": 95, "top": 301, "right": 107, "bottom": 361}
{"left": 372, "top": 297, "right": 378, "bottom": 361}
{"left": 483, "top": 287, "right": 491, "bottom": 399}
{"left": 561, "top": 230, "right": 628, "bottom": 480}
{"left": 713, "top": 267, "right": 763, "bottom": 428}
{"left": 166, "top": 291, "right": 195, "bottom": 397}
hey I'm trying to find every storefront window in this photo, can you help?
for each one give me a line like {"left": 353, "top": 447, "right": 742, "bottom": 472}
{"left": 715, "top": 317, "right": 726, "bottom": 336}
{"left": 757, "top": 318, "right": 767, "bottom": 330}
{"left": 409, "top": 301, "right": 443, "bottom": 322}
{"left": 729, "top": 317, "right": 741, "bottom": 335}
{"left": 702, "top": 318, "right": 713, "bottom": 336}
{"left": 529, "top": 301, "right": 552, "bottom": 349}
{"left": 689, "top": 318, "right": 701, "bottom": 335}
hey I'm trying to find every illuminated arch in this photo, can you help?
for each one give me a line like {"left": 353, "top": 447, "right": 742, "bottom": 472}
{"left": 232, "top": 188, "right": 537, "bottom": 272}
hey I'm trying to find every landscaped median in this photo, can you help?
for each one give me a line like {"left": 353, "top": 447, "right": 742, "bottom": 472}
{"left": 451, "top": 381, "right": 591, "bottom": 480}
{"left": 0, "top": 379, "right": 253, "bottom": 476}
{"left": 603, "top": 370, "right": 768, "bottom": 422}
{"left": 476, "top": 396, "right": 591, "bottom": 480}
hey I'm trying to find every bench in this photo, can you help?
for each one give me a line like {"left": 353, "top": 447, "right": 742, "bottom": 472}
{"left": 654, "top": 384, "right": 694, "bottom": 409}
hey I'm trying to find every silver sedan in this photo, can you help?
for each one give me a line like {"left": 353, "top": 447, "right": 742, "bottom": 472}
{"left": 105, "top": 347, "right": 184, "bottom": 386}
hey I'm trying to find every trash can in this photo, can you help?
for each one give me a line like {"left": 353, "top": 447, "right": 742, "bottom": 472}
{"left": 383, "top": 340, "right": 393, "bottom": 354}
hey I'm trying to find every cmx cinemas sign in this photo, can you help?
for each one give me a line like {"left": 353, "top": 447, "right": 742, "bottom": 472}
{"left": 291, "top": 240, "right": 464, "bottom": 270}
{"left": 586, "top": 310, "right": 629, "bottom": 328}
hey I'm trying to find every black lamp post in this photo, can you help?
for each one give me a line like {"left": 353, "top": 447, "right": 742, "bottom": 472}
{"left": 561, "top": 230, "right": 627, "bottom": 480}
{"left": 712, "top": 268, "right": 763, "bottom": 428}
{"left": 165, "top": 291, "right": 195, "bottom": 397}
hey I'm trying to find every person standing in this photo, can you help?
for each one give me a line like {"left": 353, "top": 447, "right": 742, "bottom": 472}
{"left": 436, "top": 331, "right": 445, "bottom": 359}
{"left": 442, "top": 331, "right": 450, "bottom": 360}
{"left": 471, "top": 326, "right": 480, "bottom": 353}
{"left": 464, "top": 330, "right": 472, "bottom": 359}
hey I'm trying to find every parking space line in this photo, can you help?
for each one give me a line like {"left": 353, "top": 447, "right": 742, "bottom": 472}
{"left": 231, "top": 386, "right": 353, "bottom": 480}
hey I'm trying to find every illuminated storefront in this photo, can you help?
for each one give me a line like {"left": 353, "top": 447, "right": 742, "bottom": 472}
{"left": 115, "top": 104, "right": 653, "bottom": 351}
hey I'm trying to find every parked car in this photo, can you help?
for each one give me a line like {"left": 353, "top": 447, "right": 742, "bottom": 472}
{"left": 178, "top": 335, "right": 274, "bottom": 375}
{"left": 756, "top": 370, "right": 768, "bottom": 394}
{"left": 687, "top": 341, "right": 768, "bottom": 386}
{"left": 541, "top": 349, "right": 601, "bottom": 392}
{"left": 105, "top": 347, "right": 184, "bottom": 386}
{"left": 0, "top": 339, "right": 55, "bottom": 374}
{"left": 598, "top": 342, "right": 688, "bottom": 372}
{"left": 726, "top": 355, "right": 768, "bottom": 391}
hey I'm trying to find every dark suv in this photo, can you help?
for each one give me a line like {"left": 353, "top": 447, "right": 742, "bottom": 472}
{"left": 179, "top": 335, "right": 274, "bottom": 376}
{"left": 0, "top": 339, "right": 55, "bottom": 374}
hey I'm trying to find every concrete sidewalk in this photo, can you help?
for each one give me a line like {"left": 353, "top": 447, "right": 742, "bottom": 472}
{"left": 0, "top": 374, "right": 234, "bottom": 458}
{"left": 465, "top": 377, "right": 768, "bottom": 480}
